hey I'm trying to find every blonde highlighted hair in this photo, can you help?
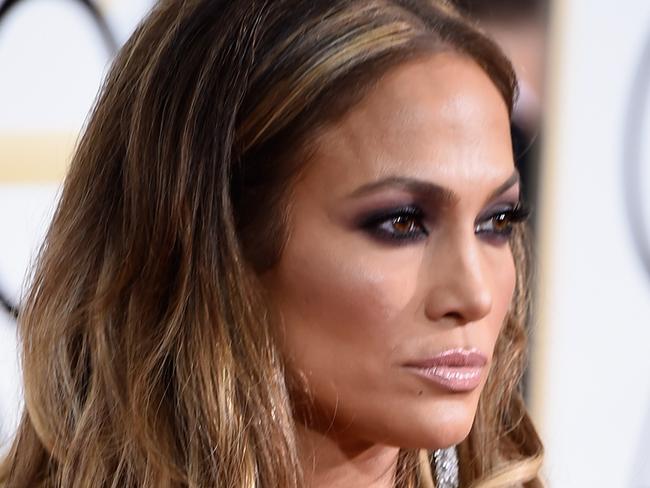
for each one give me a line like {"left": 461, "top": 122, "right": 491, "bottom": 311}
{"left": 1, "top": 0, "right": 543, "bottom": 486}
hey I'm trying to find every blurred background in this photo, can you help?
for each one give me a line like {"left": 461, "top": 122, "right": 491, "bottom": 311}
{"left": 0, "top": 0, "right": 649, "bottom": 486}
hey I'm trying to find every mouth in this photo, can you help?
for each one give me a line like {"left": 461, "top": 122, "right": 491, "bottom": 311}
{"left": 403, "top": 348, "right": 488, "bottom": 393}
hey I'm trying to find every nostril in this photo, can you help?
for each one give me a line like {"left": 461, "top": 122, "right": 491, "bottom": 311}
{"left": 442, "top": 311, "right": 464, "bottom": 322}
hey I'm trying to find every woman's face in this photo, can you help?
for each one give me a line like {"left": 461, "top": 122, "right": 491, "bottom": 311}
{"left": 263, "top": 52, "right": 520, "bottom": 450}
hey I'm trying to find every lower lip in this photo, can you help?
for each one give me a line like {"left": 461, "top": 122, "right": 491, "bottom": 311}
{"left": 407, "top": 366, "right": 483, "bottom": 392}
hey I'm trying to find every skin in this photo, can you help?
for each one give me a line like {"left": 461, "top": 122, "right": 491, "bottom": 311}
{"left": 263, "top": 52, "right": 520, "bottom": 487}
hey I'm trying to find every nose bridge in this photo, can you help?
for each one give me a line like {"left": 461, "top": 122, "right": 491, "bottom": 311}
{"left": 424, "top": 228, "right": 493, "bottom": 323}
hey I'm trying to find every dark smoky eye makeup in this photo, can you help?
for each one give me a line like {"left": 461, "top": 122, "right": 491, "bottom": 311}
{"left": 474, "top": 201, "right": 531, "bottom": 243}
{"left": 354, "top": 198, "right": 531, "bottom": 246}
{"left": 357, "top": 204, "right": 429, "bottom": 243}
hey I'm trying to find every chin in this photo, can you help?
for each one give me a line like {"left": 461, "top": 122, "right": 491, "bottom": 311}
{"left": 426, "top": 418, "right": 475, "bottom": 450}
{"left": 396, "top": 398, "right": 479, "bottom": 450}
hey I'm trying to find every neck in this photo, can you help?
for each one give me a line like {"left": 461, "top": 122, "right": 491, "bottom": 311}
{"left": 295, "top": 423, "right": 400, "bottom": 488}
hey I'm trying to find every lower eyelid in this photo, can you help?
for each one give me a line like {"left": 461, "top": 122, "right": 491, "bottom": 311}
{"left": 363, "top": 220, "right": 428, "bottom": 243}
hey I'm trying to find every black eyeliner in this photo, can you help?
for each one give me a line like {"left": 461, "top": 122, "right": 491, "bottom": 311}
{"left": 358, "top": 205, "right": 428, "bottom": 243}
{"left": 506, "top": 203, "right": 532, "bottom": 223}
{"left": 479, "top": 202, "right": 531, "bottom": 224}
{"left": 474, "top": 202, "right": 532, "bottom": 242}
{"left": 358, "top": 205, "right": 425, "bottom": 229}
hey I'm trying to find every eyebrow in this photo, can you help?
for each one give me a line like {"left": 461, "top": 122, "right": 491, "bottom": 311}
{"left": 347, "top": 169, "right": 520, "bottom": 204}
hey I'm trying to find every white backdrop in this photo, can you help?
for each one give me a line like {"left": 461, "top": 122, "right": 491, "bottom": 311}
{"left": 530, "top": 0, "right": 650, "bottom": 486}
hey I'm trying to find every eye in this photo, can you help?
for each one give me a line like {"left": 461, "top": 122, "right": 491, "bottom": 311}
{"left": 474, "top": 204, "right": 530, "bottom": 242}
{"left": 361, "top": 206, "right": 428, "bottom": 243}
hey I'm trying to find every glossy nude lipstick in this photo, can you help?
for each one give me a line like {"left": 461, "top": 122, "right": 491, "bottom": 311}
{"left": 404, "top": 348, "right": 487, "bottom": 392}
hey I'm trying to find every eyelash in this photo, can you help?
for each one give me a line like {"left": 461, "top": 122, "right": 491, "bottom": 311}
{"left": 474, "top": 204, "right": 531, "bottom": 242}
{"left": 361, "top": 206, "right": 428, "bottom": 242}
{"left": 361, "top": 204, "right": 530, "bottom": 244}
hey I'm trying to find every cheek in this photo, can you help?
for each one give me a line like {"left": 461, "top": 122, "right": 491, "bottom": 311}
{"left": 266, "top": 235, "right": 420, "bottom": 368}
{"left": 500, "top": 252, "right": 517, "bottom": 312}
{"left": 488, "top": 250, "right": 518, "bottom": 340}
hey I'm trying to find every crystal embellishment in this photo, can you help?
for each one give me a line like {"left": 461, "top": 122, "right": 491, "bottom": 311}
{"left": 433, "top": 446, "right": 459, "bottom": 488}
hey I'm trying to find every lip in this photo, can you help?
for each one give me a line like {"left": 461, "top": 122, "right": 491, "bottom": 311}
{"left": 404, "top": 348, "right": 488, "bottom": 392}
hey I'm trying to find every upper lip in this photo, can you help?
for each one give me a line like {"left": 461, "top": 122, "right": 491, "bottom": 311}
{"left": 404, "top": 348, "right": 488, "bottom": 368}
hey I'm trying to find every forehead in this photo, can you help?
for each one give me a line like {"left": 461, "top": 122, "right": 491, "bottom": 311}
{"left": 302, "top": 52, "right": 514, "bottom": 196}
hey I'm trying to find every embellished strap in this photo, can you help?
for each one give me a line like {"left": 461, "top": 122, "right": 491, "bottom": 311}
{"left": 433, "top": 446, "right": 459, "bottom": 488}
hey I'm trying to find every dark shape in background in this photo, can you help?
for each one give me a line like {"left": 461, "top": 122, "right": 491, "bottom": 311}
{"left": 0, "top": 0, "right": 119, "bottom": 317}
{"left": 0, "top": 291, "right": 17, "bottom": 319}
{"left": 623, "top": 26, "right": 650, "bottom": 283}
{"left": 0, "top": 0, "right": 118, "bottom": 53}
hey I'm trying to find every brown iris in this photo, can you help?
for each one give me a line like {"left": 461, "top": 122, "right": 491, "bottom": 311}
{"left": 392, "top": 215, "right": 419, "bottom": 234}
{"left": 493, "top": 214, "right": 510, "bottom": 232}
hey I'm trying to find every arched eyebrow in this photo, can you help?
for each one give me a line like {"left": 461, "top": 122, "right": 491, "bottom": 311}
{"left": 346, "top": 169, "right": 520, "bottom": 204}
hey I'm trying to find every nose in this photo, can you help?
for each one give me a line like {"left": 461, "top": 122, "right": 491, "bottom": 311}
{"left": 423, "top": 233, "right": 493, "bottom": 325}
